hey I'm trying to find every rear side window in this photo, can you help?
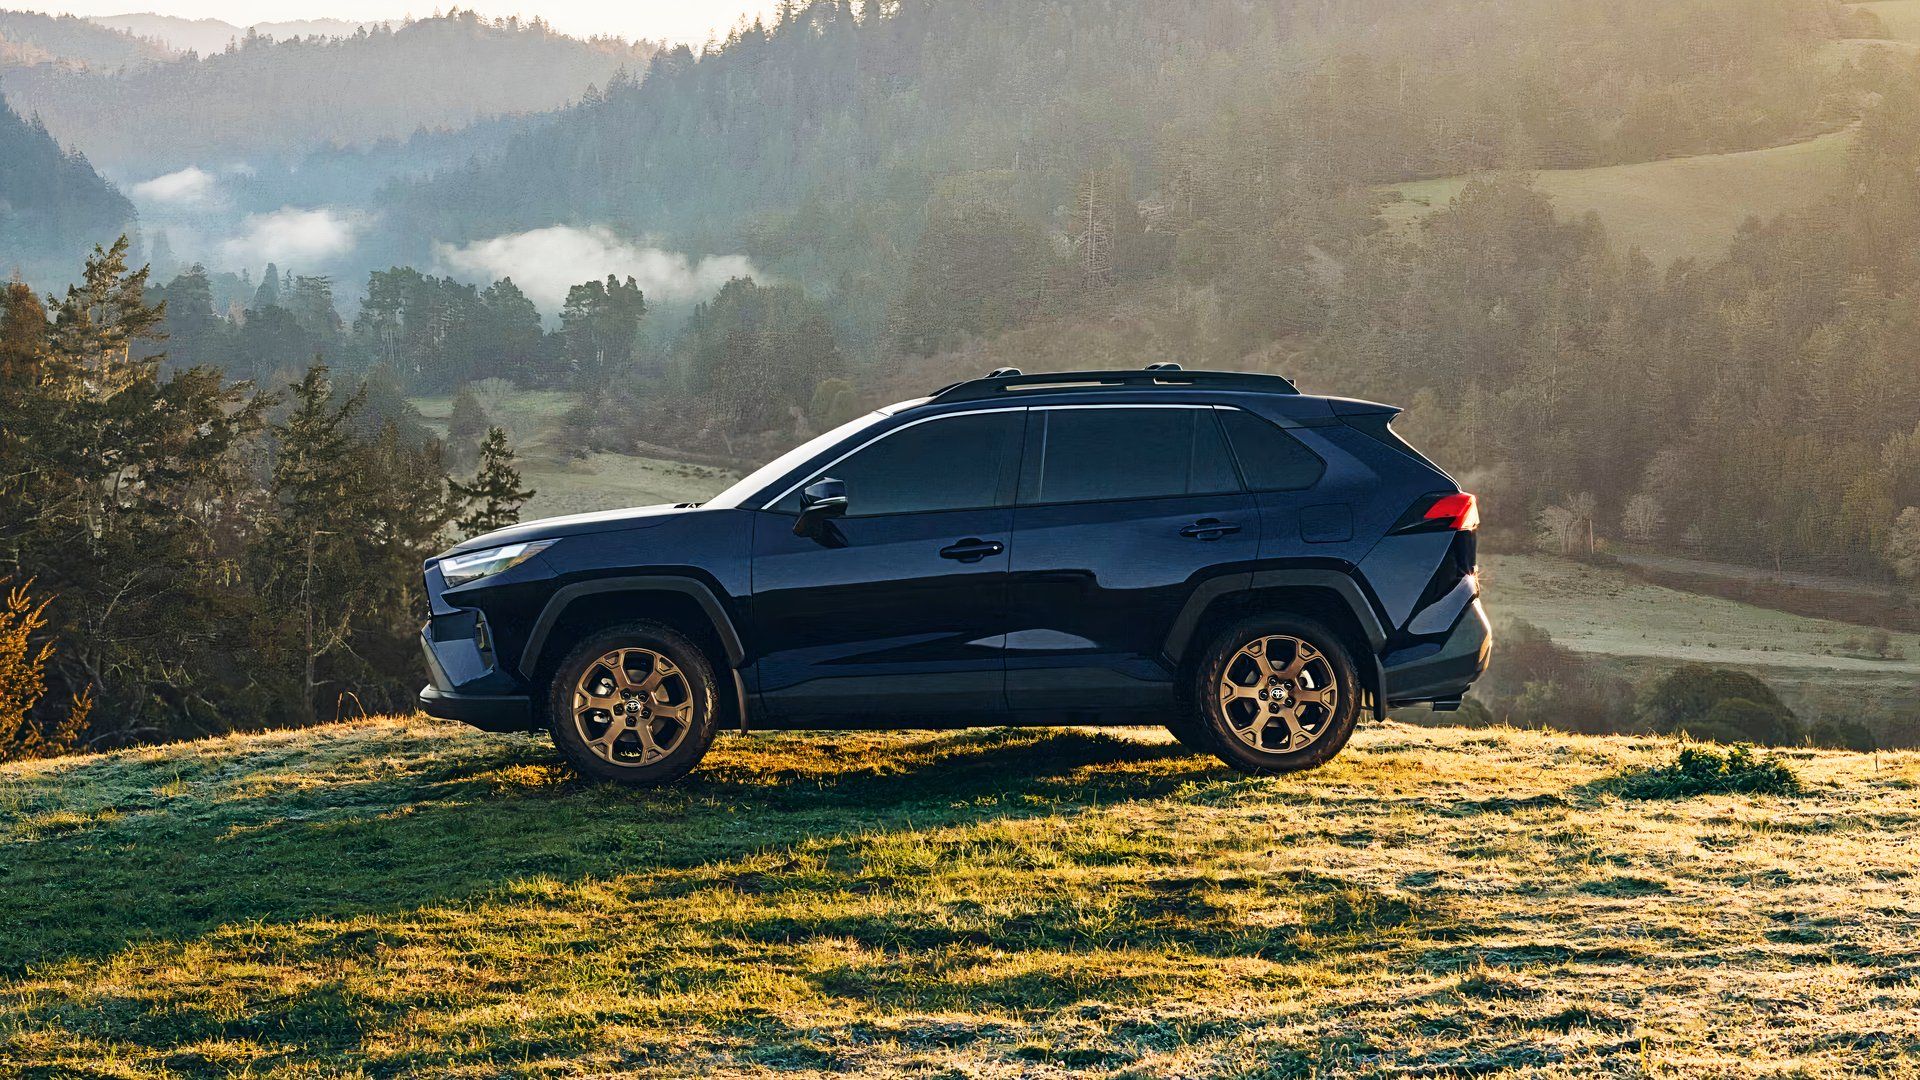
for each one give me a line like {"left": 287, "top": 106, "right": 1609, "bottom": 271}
{"left": 1218, "top": 408, "right": 1325, "bottom": 491}
{"left": 1020, "top": 407, "right": 1240, "bottom": 505}
{"left": 788, "top": 411, "right": 1022, "bottom": 516}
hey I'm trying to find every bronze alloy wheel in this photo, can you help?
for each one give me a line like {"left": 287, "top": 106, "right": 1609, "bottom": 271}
{"left": 571, "top": 647, "right": 695, "bottom": 767}
{"left": 1216, "top": 633, "right": 1339, "bottom": 754}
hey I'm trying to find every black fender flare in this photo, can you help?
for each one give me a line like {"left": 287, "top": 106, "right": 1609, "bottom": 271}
{"left": 1163, "top": 569, "right": 1390, "bottom": 718}
{"left": 519, "top": 575, "right": 747, "bottom": 676}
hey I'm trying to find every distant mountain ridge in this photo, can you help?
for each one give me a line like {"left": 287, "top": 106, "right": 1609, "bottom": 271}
{"left": 89, "top": 12, "right": 391, "bottom": 56}
{"left": 1, "top": 10, "right": 654, "bottom": 171}
{"left": 0, "top": 8, "right": 172, "bottom": 69}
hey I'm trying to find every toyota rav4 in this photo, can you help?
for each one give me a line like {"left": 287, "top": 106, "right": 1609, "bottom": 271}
{"left": 418, "top": 366, "right": 1490, "bottom": 785}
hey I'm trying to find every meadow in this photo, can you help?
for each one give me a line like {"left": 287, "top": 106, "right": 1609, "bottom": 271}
{"left": 2, "top": 718, "right": 1916, "bottom": 1076}
{"left": 1379, "top": 127, "right": 1858, "bottom": 265}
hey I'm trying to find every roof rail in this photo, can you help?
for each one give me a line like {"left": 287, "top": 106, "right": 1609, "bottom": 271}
{"left": 929, "top": 366, "right": 1299, "bottom": 403}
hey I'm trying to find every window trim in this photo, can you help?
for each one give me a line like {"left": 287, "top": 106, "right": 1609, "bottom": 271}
{"left": 1015, "top": 403, "right": 1244, "bottom": 509}
{"left": 757, "top": 407, "right": 1024, "bottom": 514}
{"left": 1214, "top": 404, "right": 1327, "bottom": 493}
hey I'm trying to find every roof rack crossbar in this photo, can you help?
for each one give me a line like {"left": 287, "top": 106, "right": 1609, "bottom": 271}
{"left": 929, "top": 368, "right": 1298, "bottom": 403}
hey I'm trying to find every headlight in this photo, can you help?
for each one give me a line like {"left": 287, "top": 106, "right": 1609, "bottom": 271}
{"left": 438, "top": 540, "right": 555, "bottom": 587}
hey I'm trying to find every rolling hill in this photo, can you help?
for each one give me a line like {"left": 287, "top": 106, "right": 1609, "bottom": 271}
{"left": 0, "top": 10, "right": 654, "bottom": 172}
{"left": 88, "top": 12, "right": 387, "bottom": 55}
{"left": 0, "top": 717, "right": 1910, "bottom": 1075}
{"left": 0, "top": 8, "right": 171, "bottom": 69}
{"left": 1380, "top": 126, "right": 1858, "bottom": 263}
{"left": 1856, "top": 0, "right": 1920, "bottom": 41}
{"left": 0, "top": 85, "right": 138, "bottom": 286}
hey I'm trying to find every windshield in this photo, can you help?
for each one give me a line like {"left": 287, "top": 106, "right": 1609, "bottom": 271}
{"left": 704, "top": 411, "right": 892, "bottom": 509}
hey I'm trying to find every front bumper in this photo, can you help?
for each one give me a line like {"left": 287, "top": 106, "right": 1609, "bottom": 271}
{"left": 418, "top": 685, "right": 535, "bottom": 732}
{"left": 1381, "top": 597, "right": 1491, "bottom": 706}
{"left": 419, "top": 613, "right": 538, "bottom": 732}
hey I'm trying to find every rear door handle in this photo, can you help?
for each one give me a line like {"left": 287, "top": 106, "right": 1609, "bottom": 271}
{"left": 939, "top": 538, "right": 1005, "bottom": 563}
{"left": 1179, "top": 519, "right": 1241, "bottom": 540}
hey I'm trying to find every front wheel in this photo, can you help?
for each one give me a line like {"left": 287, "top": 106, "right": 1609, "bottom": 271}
{"left": 547, "top": 621, "right": 719, "bottom": 786}
{"left": 1191, "top": 614, "right": 1361, "bottom": 774}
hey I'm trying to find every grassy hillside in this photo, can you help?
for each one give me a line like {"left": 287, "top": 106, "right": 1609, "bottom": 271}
{"left": 413, "top": 390, "right": 739, "bottom": 520}
{"left": 1, "top": 719, "right": 1912, "bottom": 1075}
{"left": 1381, "top": 126, "right": 1857, "bottom": 263}
{"left": 1856, "top": 0, "right": 1920, "bottom": 42}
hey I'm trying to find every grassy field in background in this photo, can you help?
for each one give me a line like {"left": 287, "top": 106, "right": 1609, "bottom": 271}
{"left": 4, "top": 718, "right": 1917, "bottom": 1076}
{"left": 1483, "top": 554, "right": 1920, "bottom": 714}
{"left": 1380, "top": 126, "right": 1856, "bottom": 264}
{"left": 1857, "top": 0, "right": 1920, "bottom": 42}
{"left": 412, "top": 390, "right": 739, "bottom": 520}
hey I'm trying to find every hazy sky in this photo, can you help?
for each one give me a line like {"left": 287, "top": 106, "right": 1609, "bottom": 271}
{"left": 36, "top": 1, "right": 784, "bottom": 45}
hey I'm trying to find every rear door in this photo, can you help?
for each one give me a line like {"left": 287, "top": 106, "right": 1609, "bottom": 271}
{"left": 749, "top": 409, "right": 1025, "bottom": 722}
{"left": 1005, "top": 405, "right": 1257, "bottom": 713}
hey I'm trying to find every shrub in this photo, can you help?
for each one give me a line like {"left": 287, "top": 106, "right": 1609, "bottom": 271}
{"left": 1609, "top": 745, "right": 1801, "bottom": 799}
{"left": 1689, "top": 697, "right": 1801, "bottom": 746}
{"left": 1809, "top": 718, "right": 1877, "bottom": 753}
{"left": 1640, "top": 664, "right": 1799, "bottom": 745}
{"left": 0, "top": 579, "right": 90, "bottom": 763}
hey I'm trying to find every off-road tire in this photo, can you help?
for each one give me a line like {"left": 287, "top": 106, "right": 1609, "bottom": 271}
{"left": 547, "top": 621, "right": 719, "bottom": 786}
{"left": 1191, "top": 613, "right": 1361, "bottom": 774}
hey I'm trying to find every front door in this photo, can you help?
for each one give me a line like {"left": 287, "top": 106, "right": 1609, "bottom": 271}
{"left": 1005, "top": 405, "right": 1258, "bottom": 713}
{"left": 750, "top": 409, "right": 1025, "bottom": 722}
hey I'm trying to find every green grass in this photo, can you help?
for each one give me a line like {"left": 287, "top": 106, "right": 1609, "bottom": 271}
{"left": 3, "top": 719, "right": 1917, "bottom": 1075}
{"left": 413, "top": 389, "right": 739, "bottom": 520}
{"left": 1601, "top": 745, "right": 1803, "bottom": 800}
{"left": 1381, "top": 126, "right": 1856, "bottom": 264}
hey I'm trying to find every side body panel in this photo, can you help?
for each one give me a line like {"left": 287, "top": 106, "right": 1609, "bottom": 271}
{"left": 748, "top": 506, "right": 1015, "bottom": 720}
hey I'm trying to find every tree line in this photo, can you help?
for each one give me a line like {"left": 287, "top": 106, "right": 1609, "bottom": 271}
{"left": 1, "top": 10, "right": 656, "bottom": 172}
{"left": 0, "top": 240, "right": 533, "bottom": 763}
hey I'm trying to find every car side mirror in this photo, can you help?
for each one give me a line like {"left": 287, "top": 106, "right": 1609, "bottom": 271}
{"left": 793, "top": 478, "right": 849, "bottom": 538}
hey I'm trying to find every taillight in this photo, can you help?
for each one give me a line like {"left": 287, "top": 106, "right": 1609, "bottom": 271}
{"left": 1424, "top": 492, "right": 1478, "bottom": 531}
{"left": 1392, "top": 492, "right": 1479, "bottom": 533}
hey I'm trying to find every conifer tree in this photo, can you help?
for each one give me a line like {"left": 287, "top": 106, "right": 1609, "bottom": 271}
{"left": 452, "top": 426, "right": 535, "bottom": 537}
{"left": 256, "top": 364, "right": 367, "bottom": 724}
{"left": 446, "top": 384, "right": 489, "bottom": 467}
{"left": 253, "top": 263, "right": 281, "bottom": 311}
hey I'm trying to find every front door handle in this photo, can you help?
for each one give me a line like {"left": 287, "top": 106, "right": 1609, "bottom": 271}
{"left": 1179, "top": 519, "right": 1242, "bottom": 540}
{"left": 939, "top": 538, "right": 1004, "bottom": 563}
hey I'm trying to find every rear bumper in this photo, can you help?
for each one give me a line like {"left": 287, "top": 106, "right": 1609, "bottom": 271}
{"left": 1382, "top": 597, "right": 1491, "bottom": 706}
{"left": 418, "top": 685, "right": 535, "bottom": 732}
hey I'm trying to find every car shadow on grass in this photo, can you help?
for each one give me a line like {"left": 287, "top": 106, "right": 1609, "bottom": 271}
{"left": 0, "top": 725, "right": 1214, "bottom": 976}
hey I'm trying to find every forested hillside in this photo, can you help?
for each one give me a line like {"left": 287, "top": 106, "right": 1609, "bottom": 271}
{"left": 88, "top": 13, "right": 381, "bottom": 56}
{"left": 0, "top": 9, "right": 172, "bottom": 69}
{"left": 389, "top": 0, "right": 1915, "bottom": 577}
{"left": 0, "top": 89, "right": 137, "bottom": 282}
{"left": 8, "top": 0, "right": 1920, "bottom": 760}
{"left": 0, "top": 10, "right": 654, "bottom": 170}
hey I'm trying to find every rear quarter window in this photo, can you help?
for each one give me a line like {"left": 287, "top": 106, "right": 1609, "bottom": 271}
{"left": 1218, "top": 408, "right": 1326, "bottom": 491}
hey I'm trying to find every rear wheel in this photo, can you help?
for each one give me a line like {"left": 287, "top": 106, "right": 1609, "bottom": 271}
{"left": 1191, "top": 614, "right": 1360, "bottom": 774}
{"left": 547, "top": 621, "right": 718, "bottom": 786}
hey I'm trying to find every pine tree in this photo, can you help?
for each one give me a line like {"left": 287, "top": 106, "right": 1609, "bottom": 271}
{"left": 253, "top": 263, "right": 281, "bottom": 311}
{"left": 446, "top": 384, "right": 489, "bottom": 468}
{"left": 452, "top": 426, "right": 535, "bottom": 537}
{"left": 256, "top": 364, "right": 367, "bottom": 725}
{"left": 0, "top": 276, "right": 47, "bottom": 384}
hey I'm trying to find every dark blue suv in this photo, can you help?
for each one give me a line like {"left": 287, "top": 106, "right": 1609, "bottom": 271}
{"left": 418, "top": 366, "right": 1490, "bottom": 785}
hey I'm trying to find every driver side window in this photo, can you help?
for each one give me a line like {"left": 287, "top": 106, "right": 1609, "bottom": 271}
{"left": 783, "top": 411, "right": 1023, "bottom": 517}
